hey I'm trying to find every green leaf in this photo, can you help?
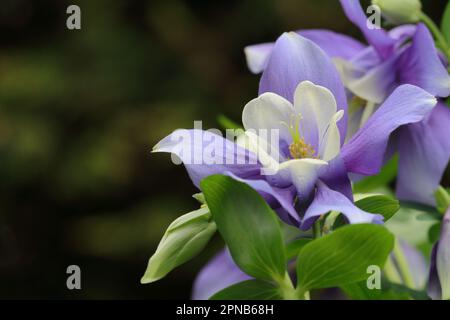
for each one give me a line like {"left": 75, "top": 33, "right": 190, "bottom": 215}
{"left": 217, "top": 114, "right": 243, "bottom": 130}
{"left": 140, "top": 206, "right": 216, "bottom": 284}
{"left": 286, "top": 238, "right": 311, "bottom": 261}
{"left": 384, "top": 282, "right": 430, "bottom": 300}
{"left": 435, "top": 186, "right": 450, "bottom": 214}
{"left": 192, "top": 193, "right": 206, "bottom": 204}
{"left": 210, "top": 280, "right": 281, "bottom": 300}
{"left": 415, "top": 212, "right": 440, "bottom": 222}
{"left": 341, "top": 280, "right": 426, "bottom": 300}
{"left": 355, "top": 195, "right": 400, "bottom": 221}
{"left": 429, "top": 222, "right": 441, "bottom": 244}
{"left": 400, "top": 200, "right": 440, "bottom": 216}
{"left": 442, "top": 1, "right": 450, "bottom": 44}
{"left": 353, "top": 155, "right": 398, "bottom": 193}
{"left": 201, "top": 174, "right": 286, "bottom": 281}
{"left": 341, "top": 281, "right": 408, "bottom": 300}
{"left": 296, "top": 224, "right": 394, "bottom": 293}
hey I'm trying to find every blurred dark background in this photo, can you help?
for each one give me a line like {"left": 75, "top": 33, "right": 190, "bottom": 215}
{"left": 0, "top": 0, "right": 447, "bottom": 299}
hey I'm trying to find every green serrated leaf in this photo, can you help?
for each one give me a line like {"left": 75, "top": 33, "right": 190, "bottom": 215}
{"left": 201, "top": 174, "right": 286, "bottom": 281}
{"left": 296, "top": 224, "right": 394, "bottom": 293}
{"left": 210, "top": 280, "right": 281, "bottom": 300}
{"left": 141, "top": 206, "right": 216, "bottom": 284}
{"left": 355, "top": 194, "right": 400, "bottom": 221}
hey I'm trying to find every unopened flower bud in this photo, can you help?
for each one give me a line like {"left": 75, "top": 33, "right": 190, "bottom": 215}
{"left": 372, "top": 0, "right": 422, "bottom": 25}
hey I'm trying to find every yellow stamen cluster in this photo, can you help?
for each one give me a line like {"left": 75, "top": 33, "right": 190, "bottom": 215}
{"left": 289, "top": 139, "right": 316, "bottom": 159}
{"left": 281, "top": 113, "right": 317, "bottom": 159}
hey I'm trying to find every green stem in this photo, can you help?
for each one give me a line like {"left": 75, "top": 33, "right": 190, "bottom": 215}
{"left": 295, "top": 286, "right": 309, "bottom": 300}
{"left": 313, "top": 219, "right": 322, "bottom": 239}
{"left": 323, "top": 211, "right": 340, "bottom": 235}
{"left": 392, "top": 240, "right": 415, "bottom": 289}
{"left": 420, "top": 12, "right": 450, "bottom": 61}
{"left": 297, "top": 219, "right": 324, "bottom": 300}
{"left": 303, "top": 291, "right": 311, "bottom": 300}
{"left": 277, "top": 273, "right": 298, "bottom": 300}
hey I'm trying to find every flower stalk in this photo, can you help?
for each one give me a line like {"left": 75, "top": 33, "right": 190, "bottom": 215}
{"left": 276, "top": 273, "right": 298, "bottom": 300}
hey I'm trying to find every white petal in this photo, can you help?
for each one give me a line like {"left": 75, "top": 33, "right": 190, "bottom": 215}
{"left": 267, "top": 158, "right": 328, "bottom": 201}
{"left": 293, "top": 81, "right": 338, "bottom": 149}
{"left": 242, "top": 92, "right": 294, "bottom": 145}
{"left": 319, "top": 110, "right": 344, "bottom": 161}
{"left": 244, "top": 43, "right": 274, "bottom": 74}
{"left": 236, "top": 130, "right": 282, "bottom": 175}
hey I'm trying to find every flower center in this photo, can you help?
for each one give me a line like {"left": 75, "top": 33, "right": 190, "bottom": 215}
{"left": 281, "top": 113, "right": 316, "bottom": 159}
{"left": 289, "top": 139, "right": 316, "bottom": 159}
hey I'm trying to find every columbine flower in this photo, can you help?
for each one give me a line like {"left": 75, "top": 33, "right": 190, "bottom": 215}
{"left": 239, "top": 80, "right": 343, "bottom": 203}
{"left": 154, "top": 32, "right": 436, "bottom": 230}
{"left": 244, "top": 0, "right": 450, "bottom": 206}
{"left": 428, "top": 208, "right": 450, "bottom": 300}
{"left": 155, "top": 31, "right": 437, "bottom": 301}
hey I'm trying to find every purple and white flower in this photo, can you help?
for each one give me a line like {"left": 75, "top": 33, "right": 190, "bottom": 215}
{"left": 154, "top": 32, "right": 436, "bottom": 229}
{"left": 245, "top": 0, "right": 450, "bottom": 206}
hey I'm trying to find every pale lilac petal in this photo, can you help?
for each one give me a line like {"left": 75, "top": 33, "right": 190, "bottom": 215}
{"left": 396, "top": 102, "right": 450, "bottom": 206}
{"left": 335, "top": 50, "right": 400, "bottom": 103}
{"left": 341, "top": 85, "right": 437, "bottom": 175}
{"left": 298, "top": 29, "right": 366, "bottom": 60}
{"left": 192, "top": 249, "right": 251, "bottom": 300}
{"left": 244, "top": 30, "right": 366, "bottom": 75}
{"left": 244, "top": 42, "right": 274, "bottom": 74}
{"left": 398, "top": 24, "right": 450, "bottom": 98}
{"left": 301, "top": 181, "right": 383, "bottom": 230}
{"left": 153, "top": 129, "right": 261, "bottom": 187}
{"left": 259, "top": 32, "right": 348, "bottom": 143}
{"left": 388, "top": 24, "right": 416, "bottom": 44}
{"left": 318, "top": 155, "right": 353, "bottom": 200}
{"left": 348, "top": 46, "right": 381, "bottom": 70}
{"left": 339, "top": 0, "right": 395, "bottom": 58}
{"left": 397, "top": 240, "right": 428, "bottom": 290}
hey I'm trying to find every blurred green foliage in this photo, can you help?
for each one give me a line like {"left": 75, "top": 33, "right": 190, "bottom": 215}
{"left": 0, "top": 0, "right": 446, "bottom": 299}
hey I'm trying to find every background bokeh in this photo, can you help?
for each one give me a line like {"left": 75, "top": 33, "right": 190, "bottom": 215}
{"left": 0, "top": 0, "right": 447, "bottom": 299}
